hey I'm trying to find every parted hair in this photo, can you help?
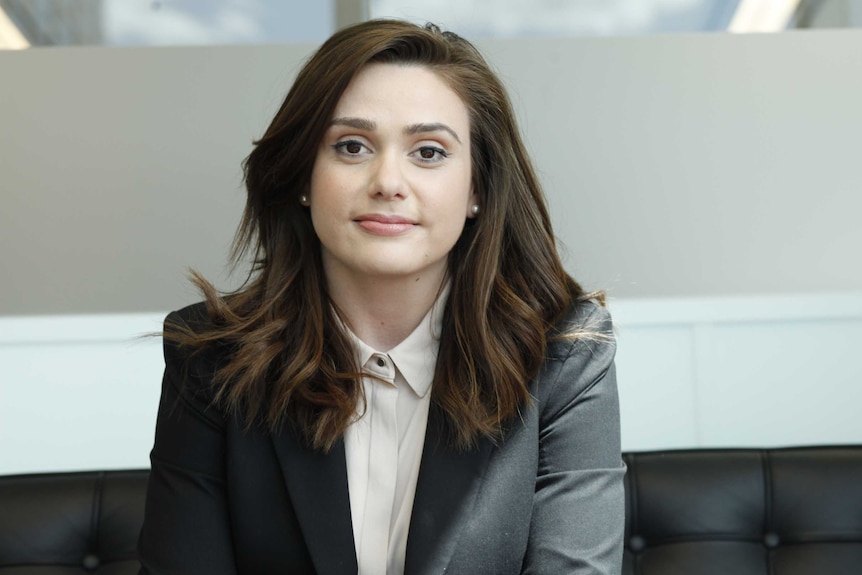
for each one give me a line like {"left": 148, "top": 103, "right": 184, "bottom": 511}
{"left": 171, "top": 19, "right": 596, "bottom": 451}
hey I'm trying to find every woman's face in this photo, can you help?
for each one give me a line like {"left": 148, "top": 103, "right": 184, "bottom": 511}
{"left": 308, "top": 62, "right": 476, "bottom": 289}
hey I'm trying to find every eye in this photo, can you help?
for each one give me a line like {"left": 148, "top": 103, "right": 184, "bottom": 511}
{"left": 332, "top": 139, "right": 368, "bottom": 156}
{"left": 413, "top": 145, "right": 449, "bottom": 163}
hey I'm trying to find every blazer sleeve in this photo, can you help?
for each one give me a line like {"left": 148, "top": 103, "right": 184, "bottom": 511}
{"left": 138, "top": 309, "right": 238, "bottom": 575}
{"left": 521, "top": 303, "right": 626, "bottom": 575}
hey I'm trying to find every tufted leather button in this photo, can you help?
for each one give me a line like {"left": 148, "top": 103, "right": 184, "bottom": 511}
{"left": 629, "top": 535, "right": 646, "bottom": 552}
{"left": 82, "top": 553, "right": 100, "bottom": 571}
{"left": 763, "top": 532, "right": 781, "bottom": 548}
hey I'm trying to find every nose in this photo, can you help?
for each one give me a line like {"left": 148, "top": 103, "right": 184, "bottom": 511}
{"left": 369, "top": 150, "right": 407, "bottom": 200}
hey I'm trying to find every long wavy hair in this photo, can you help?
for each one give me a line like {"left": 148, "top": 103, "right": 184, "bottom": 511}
{"left": 171, "top": 19, "right": 597, "bottom": 451}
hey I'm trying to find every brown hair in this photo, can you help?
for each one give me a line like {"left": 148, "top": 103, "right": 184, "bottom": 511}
{"left": 172, "top": 19, "right": 596, "bottom": 451}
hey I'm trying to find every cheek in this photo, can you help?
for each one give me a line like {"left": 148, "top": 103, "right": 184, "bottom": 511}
{"left": 309, "top": 192, "right": 339, "bottom": 230}
{"left": 309, "top": 167, "right": 347, "bottom": 213}
{"left": 308, "top": 175, "right": 331, "bottom": 233}
{"left": 438, "top": 195, "right": 471, "bottom": 237}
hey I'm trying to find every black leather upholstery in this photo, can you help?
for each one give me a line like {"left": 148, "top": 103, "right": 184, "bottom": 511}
{"left": 622, "top": 446, "right": 862, "bottom": 575}
{"left": 1, "top": 446, "right": 860, "bottom": 573}
{"left": 0, "top": 470, "right": 145, "bottom": 574}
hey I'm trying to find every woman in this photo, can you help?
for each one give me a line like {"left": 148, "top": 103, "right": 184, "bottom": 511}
{"left": 138, "top": 19, "right": 624, "bottom": 575}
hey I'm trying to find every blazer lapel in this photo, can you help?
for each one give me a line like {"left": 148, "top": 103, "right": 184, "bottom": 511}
{"left": 405, "top": 403, "right": 495, "bottom": 574}
{"left": 271, "top": 427, "right": 357, "bottom": 575}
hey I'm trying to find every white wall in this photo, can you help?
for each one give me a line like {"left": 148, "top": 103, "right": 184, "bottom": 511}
{"left": 0, "top": 313, "right": 164, "bottom": 474}
{"left": 3, "top": 295, "right": 861, "bottom": 475}
{"left": 611, "top": 293, "right": 862, "bottom": 451}
{"left": 3, "top": 31, "right": 862, "bottom": 315}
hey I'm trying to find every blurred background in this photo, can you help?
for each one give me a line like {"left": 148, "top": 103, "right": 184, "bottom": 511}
{"left": 2, "top": 0, "right": 861, "bottom": 473}
{"left": 2, "top": 0, "right": 861, "bottom": 48}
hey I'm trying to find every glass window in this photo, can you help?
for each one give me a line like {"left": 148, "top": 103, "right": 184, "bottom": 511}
{"left": 0, "top": 0, "right": 335, "bottom": 49}
{"left": 369, "top": 0, "right": 742, "bottom": 37}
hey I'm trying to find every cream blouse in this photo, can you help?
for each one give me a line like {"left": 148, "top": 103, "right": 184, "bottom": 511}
{"left": 343, "top": 291, "right": 447, "bottom": 575}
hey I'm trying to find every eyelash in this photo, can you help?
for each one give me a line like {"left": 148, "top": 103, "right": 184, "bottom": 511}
{"left": 332, "top": 140, "right": 366, "bottom": 155}
{"left": 415, "top": 146, "right": 449, "bottom": 162}
{"left": 331, "top": 140, "right": 449, "bottom": 163}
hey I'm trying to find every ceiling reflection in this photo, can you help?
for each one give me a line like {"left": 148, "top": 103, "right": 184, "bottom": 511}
{"left": 1, "top": 0, "right": 859, "bottom": 49}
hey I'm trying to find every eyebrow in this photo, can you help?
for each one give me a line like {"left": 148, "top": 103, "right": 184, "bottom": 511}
{"left": 405, "top": 122, "right": 462, "bottom": 144}
{"left": 330, "top": 117, "right": 376, "bottom": 131}
{"left": 329, "top": 117, "right": 462, "bottom": 144}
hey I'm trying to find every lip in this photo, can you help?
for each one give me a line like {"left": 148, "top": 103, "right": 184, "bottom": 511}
{"left": 354, "top": 213, "right": 417, "bottom": 236}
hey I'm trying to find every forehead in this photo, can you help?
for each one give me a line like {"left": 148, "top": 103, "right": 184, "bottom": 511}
{"left": 332, "top": 63, "right": 470, "bottom": 127}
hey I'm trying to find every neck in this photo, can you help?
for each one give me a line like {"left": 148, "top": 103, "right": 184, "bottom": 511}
{"left": 326, "top": 270, "right": 446, "bottom": 352}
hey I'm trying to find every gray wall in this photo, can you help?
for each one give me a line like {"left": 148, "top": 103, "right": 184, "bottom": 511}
{"left": 1, "top": 44, "right": 314, "bottom": 314}
{"left": 2, "top": 30, "right": 862, "bottom": 315}
{"left": 483, "top": 31, "right": 862, "bottom": 297}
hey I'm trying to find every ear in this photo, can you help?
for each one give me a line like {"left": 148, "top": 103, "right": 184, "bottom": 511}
{"left": 299, "top": 185, "right": 312, "bottom": 207}
{"left": 466, "top": 189, "right": 479, "bottom": 219}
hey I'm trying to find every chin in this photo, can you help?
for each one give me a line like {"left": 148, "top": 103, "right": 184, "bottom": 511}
{"left": 355, "top": 260, "right": 442, "bottom": 281}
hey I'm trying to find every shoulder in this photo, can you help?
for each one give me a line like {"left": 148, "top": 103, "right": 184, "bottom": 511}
{"left": 537, "top": 299, "right": 617, "bottom": 405}
{"left": 546, "top": 299, "right": 615, "bottom": 360}
{"left": 165, "top": 301, "right": 215, "bottom": 333}
{"left": 161, "top": 301, "right": 231, "bottom": 405}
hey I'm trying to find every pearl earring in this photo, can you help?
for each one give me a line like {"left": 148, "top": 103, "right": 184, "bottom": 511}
{"left": 299, "top": 194, "right": 309, "bottom": 206}
{"left": 470, "top": 204, "right": 480, "bottom": 216}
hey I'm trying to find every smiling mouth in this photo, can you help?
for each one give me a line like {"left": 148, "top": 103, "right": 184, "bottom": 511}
{"left": 354, "top": 215, "right": 417, "bottom": 236}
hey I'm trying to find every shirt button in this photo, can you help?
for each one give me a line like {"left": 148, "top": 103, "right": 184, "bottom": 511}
{"left": 376, "top": 357, "right": 386, "bottom": 367}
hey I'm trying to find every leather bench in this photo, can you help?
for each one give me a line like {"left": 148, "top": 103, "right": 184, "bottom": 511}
{"left": 2, "top": 446, "right": 860, "bottom": 573}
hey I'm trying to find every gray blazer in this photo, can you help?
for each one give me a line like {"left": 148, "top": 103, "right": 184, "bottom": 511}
{"left": 138, "top": 301, "right": 625, "bottom": 574}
